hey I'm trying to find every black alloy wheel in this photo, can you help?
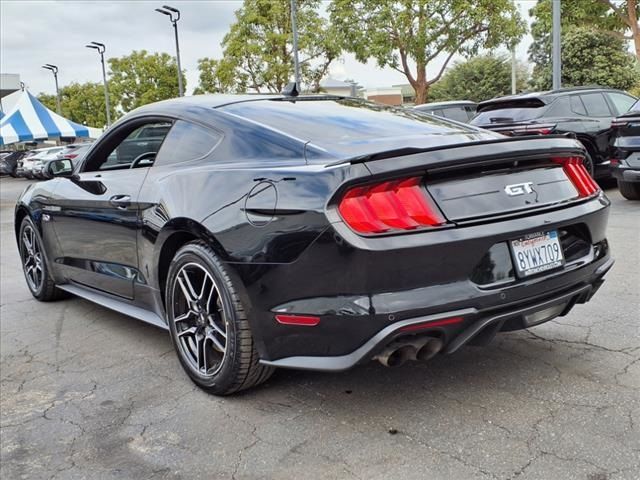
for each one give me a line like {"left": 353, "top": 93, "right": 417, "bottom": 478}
{"left": 166, "top": 241, "right": 273, "bottom": 395}
{"left": 19, "top": 216, "right": 63, "bottom": 301}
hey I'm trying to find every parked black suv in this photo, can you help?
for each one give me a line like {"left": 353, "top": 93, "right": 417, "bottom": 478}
{"left": 610, "top": 99, "right": 640, "bottom": 200}
{"left": 471, "top": 87, "right": 637, "bottom": 179}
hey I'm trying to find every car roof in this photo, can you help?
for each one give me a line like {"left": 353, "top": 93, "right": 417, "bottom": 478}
{"left": 414, "top": 100, "right": 477, "bottom": 109}
{"left": 478, "top": 87, "right": 627, "bottom": 108}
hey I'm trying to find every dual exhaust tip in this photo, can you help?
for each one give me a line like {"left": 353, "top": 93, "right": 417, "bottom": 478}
{"left": 375, "top": 336, "right": 443, "bottom": 367}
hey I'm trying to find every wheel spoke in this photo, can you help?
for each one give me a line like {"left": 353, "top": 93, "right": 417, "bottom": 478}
{"left": 22, "top": 233, "right": 33, "bottom": 255}
{"left": 196, "top": 332, "right": 205, "bottom": 371}
{"left": 206, "top": 331, "right": 225, "bottom": 354}
{"left": 174, "top": 311, "right": 193, "bottom": 323}
{"left": 177, "top": 325, "right": 198, "bottom": 338}
{"left": 177, "top": 270, "right": 198, "bottom": 304}
{"left": 207, "top": 315, "right": 227, "bottom": 339}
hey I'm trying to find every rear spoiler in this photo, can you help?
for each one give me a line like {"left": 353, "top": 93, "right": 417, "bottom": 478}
{"left": 476, "top": 97, "right": 547, "bottom": 113}
{"left": 326, "top": 134, "right": 582, "bottom": 169}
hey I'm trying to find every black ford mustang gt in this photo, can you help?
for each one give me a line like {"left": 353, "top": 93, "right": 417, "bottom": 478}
{"left": 15, "top": 95, "right": 613, "bottom": 395}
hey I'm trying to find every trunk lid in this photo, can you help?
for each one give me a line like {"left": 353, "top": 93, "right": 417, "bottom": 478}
{"left": 332, "top": 136, "right": 596, "bottom": 230}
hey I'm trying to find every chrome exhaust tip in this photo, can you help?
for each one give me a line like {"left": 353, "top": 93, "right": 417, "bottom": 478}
{"left": 416, "top": 337, "right": 443, "bottom": 362}
{"left": 375, "top": 345, "right": 415, "bottom": 367}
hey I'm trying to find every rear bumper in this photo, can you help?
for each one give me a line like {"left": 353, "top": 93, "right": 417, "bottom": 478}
{"left": 612, "top": 165, "right": 640, "bottom": 183}
{"left": 240, "top": 194, "right": 611, "bottom": 367}
{"left": 261, "top": 261, "right": 612, "bottom": 371}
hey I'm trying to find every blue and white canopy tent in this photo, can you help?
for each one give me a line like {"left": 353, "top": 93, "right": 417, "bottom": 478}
{"left": 0, "top": 90, "right": 101, "bottom": 145}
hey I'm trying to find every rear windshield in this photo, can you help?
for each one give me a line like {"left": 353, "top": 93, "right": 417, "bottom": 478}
{"left": 220, "top": 98, "right": 471, "bottom": 142}
{"left": 472, "top": 106, "right": 546, "bottom": 124}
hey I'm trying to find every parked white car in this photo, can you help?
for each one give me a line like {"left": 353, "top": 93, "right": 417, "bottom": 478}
{"left": 17, "top": 147, "right": 64, "bottom": 179}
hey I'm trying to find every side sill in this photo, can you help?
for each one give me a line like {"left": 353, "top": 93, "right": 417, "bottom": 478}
{"left": 58, "top": 283, "right": 168, "bottom": 331}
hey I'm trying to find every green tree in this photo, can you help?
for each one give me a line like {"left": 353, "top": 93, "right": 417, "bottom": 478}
{"left": 529, "top": 0, "right": 639, "bottom": 68}
{"left": 428, "top": 55, "right": 529, "bottom": 103}
{"left": 108, "top": 50, "right": 185, "bottom": 112}
{"left": 530, "top": 27, "right": 637, "bottom": 91}
{"left": 329, "top": 0, "right": 526, "bottom": 104}
{"left": 38, "top": 82, "right": 117, "bottom": 128}
{"left": 194, "top": 58, "right": 243, "bottom": 94}
{"left": 197, "top": 0, "right": 340, "bottom": 94}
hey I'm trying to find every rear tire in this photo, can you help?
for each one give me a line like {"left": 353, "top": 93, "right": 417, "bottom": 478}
{"left": 582, "top": 152, "right": 595, "bottom": 178}
{"left": 18, "top": 217, "right": 65, "bottom": 301}
{"left": 618, "top": 180, "right": 640, "bottom": 200}
{"left": 165, "top": 241, "right": 274, "bottom": 395}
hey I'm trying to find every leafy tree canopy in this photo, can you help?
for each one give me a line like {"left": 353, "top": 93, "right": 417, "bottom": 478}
{"left": 197, "top": 0, "right": 340, "bottom": 94}
{"left": 108, "top": 50, "right": 185, "bottom": 112}
{"left": 429, "top": 55, "right": 529, "bottom": 103}
{"left": 529, "top": 0, "right": 639, "bottom": 65}
{"left": 329, "top": 0, "right": 526, "bottom": 104}
{"left": 38, "top": 82, "right": 117, "bottom": 128}
{"left": 530, "top": 27, "right": 638, "bottom": 91}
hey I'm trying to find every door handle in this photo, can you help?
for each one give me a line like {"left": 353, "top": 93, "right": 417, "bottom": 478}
{"left": 109, "top": 195, "right": 131, "bottom": 209}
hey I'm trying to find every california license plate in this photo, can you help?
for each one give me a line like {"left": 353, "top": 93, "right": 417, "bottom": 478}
{"left": 510, "top": 231, "right": 564, "bottom": 278}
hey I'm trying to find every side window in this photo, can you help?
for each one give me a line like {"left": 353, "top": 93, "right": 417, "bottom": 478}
{"left": 545, "top": 97, "right": 571, "bottom": 117}
{"left": 580, "top": 93, "right": 612, "bottom": 117}
{"left": 83, "top": 121, "right": 172, "bottom": 172}
{"left": 607, "top": 92, "right": 637, "bottom": 115}
{"left": 443, "top": 107, "right": 470, "bottom": 122}
{"left": 570, "top": 95, "right": 587, "bottom": 116}
{"left": 465, "top": 106, "right": 477, "bottom": 121}
{"left": 154, "top": 120, "right": 222, "bottom": 167}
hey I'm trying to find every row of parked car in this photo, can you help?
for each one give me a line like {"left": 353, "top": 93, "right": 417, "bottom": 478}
{"left": 0, "top": 142, "right": 92, "bottom": 179}
{"left": 414, "top": 86, "right": 640, "bottom": 200}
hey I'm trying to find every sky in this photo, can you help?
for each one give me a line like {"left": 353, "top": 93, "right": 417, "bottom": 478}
{"left": 1, "top": 0, "right": 538, "bottom": 97}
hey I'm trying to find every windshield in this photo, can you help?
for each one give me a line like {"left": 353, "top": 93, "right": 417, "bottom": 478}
{"left": 472, "top": 106, "right": 546, "bottom": 125}
{"left": 630, "top": 100, "right": 640, "bottom": 113}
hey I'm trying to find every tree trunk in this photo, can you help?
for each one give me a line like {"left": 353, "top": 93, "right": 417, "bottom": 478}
{"left": 413, "top": 64, "right": 428, "bottom": 105}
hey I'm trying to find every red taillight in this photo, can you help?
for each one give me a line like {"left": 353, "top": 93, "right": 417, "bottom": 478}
{"left": 338, "top": 177, "right": 446, "bottom": 234}
{"left": 63, "top": 154, "right": 78, "bottom": 159}
{"left": 611, "top": 119, "right": 627, "bottom": 129}
{"left": 512, "top": 123, "right": 556, "bottom": 135}
{"left": 399, "top": 316, "right": 464, "bottom": 332}
{"left": 551, "top": 156, "right": 600, "bottom": 197}
{"left": 275, "top": 314, "right": 320, "bottom": 326}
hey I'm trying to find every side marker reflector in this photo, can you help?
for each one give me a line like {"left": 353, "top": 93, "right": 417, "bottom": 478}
{"left": 275, "top": 314, "right": 321, "bottom": 326}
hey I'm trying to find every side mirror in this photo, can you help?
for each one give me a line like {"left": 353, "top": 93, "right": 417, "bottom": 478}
{"left": 47, "top": 158, "right": 74, "bottom": 178}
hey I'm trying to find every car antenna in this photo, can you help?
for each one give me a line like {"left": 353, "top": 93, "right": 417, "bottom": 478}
{"left": 281, "top": 82, "right": 299, "bottom": 97}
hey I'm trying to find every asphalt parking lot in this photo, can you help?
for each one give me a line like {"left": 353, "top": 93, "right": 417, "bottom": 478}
{"left": 0, "top": 176, "right": 638, "bottom": 480}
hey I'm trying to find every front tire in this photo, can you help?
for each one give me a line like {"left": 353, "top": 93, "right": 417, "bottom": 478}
{"left": 165, "top": 241, "right": 274, "bottom": 395}
{"left": 18, "top": 216, "right": 64, "bottom": 301}
{"left": 618, "top": 180, "right": 640, "bottom": 200}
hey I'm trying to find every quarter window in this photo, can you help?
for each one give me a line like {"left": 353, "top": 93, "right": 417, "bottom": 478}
{"left": 154, "top": 120, "right": 222, "bottom": 166}
{"left": 579, "top": 93, "right": 612, "bottom": 117}
{"left": 442, "top": 107, "right": 470, "bottom": 123}
{"left": 607, "top": 92, "right": 637, "bottom": 115}
{"left": 545, "top": 97, "right": 571, "bottom": 117}
{"left": 570, "top": 96, "right": 587, "bottom": 116}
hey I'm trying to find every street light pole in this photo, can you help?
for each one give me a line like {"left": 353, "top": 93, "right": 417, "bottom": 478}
{"left": 552, "top": 0, "right": 561, "bottom": 90}
{"left": 290, "top": 0, "right": 301, "bottom": 92}
{"left": 42, "top": 64, "right": 61, "bottom": 114}
{"left": 86, "top": 41, "right": 111, "bottom": 126}
{"left": 156, "top": 5, "right": 183, "bottom": 97}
